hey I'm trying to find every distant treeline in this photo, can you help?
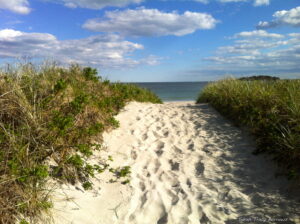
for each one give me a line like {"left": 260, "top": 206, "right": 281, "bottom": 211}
{"left": 239, "top": 75, "right": 280, "bottom": 81}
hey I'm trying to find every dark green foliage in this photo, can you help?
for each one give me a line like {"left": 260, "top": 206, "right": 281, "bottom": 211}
{"left": 103, "top": 80, "right": 110, "bottom": 85}
{"left": 117, "top": 166, "right": 131, "bottom": 178}
{"left": 70, "top": 94, "right": 89, "bottom": 114}
{"left": 107, "top": 166, "right": 132, "bottom": 184}
{"left": 84, "top": 164, "right": 95, "bottom": 177}
{"left": 76, "top": 144, "right": 93, "bottom": 157}
{"left": 30, "top": 165, "right": 49, "bottom": 180}
{"left": 111, "top": 83, "right": 162, "bottom": 104}
{"left": 19, "top": 219, "right": 29, "bottom": 224}
{"left": 121, "top": 179, "right": 130, "bottom": 185}
{"left": 53, "top": 79, "right": 67, "bottom": 93}
{"left": 82, "top": 181, "right": 93, "bottom": 190}
{"left": 82, "top": 67, "right": 99, "bottom": 82}
{"left": 93, "top": 164, "right": 109, "bottom": 173}
{"left": 67, "top": 154, "right": 84, "bottom": 168}
{"left": 197, "top": 78, "right": 300, "bottom": 180}
{"left": 37, "top": 201, "right": 53, "bottom": 210}
{"left": 239, "top": 75, "right": 280, "bottom": 81}
{"left": 85, "top": 123, "right": 104, "bottom": 136}
{"left": 50, "top": 111, "right": 74, "bottom": 135}
{"left": 108, "top": 117, "right": 120, "bottom": 128}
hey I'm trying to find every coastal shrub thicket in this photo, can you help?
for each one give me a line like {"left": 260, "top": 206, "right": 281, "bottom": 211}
{"left": 197, "top": 78, "right": 300, "bottom": 180}
{"left": 0, "top": 63, "right": 161, "bottom": 223}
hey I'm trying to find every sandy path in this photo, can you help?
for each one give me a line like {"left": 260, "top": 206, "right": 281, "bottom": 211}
{"left": 49, "top": 102, "right": 300, "bottom": 224}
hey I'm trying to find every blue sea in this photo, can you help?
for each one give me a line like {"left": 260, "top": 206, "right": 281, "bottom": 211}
{"left": 133, "top": 82, "right": 209, "bottom": 102}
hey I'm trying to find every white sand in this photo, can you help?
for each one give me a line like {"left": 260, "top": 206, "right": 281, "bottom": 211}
{"left": 47, "top": 101, "right": 300, "bottom": 224}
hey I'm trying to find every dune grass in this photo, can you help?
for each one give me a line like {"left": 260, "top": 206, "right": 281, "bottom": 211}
{"left": 0, "top": 63, "right": 161, "bottom": 223}
{"left": 197, "top": 78, "right": 300, "bottom": 181}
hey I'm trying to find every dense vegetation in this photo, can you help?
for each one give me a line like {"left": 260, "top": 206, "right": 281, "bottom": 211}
{"left": 239, "top": 75, "right": 280, "bottom": 81}
{"left": 197, "top": 78, "right": 300, "bottom": 181}
{"left": 0, "top": 63, "right": 161, "bottom": 223}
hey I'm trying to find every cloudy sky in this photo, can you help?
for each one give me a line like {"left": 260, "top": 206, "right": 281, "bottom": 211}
{"left": 0, "top": 0, "right": 299, "bottom": 81}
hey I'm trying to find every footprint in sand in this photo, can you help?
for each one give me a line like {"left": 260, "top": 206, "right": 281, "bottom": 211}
{"left": 195, "top": 159, "right": 205, "bottom": 176}
{"left": 169, "top": 159, "right": 180, "bottom": 171}
{"left": 188, "top": 143, "right": 195, "bottom": 151}
{"left": 163, "top": 130, "right": 169, "bottom": 137}
{"left": 131, "top": 150, "right": 137, "bottom": 160}
{"left": 172, "top": 146, "right": 182, "bottom": 154}
{"left": 156, "top": 149, "right": 164, "bottom": 156}
{"left": 142, "top": 133, "right": 148, "bottom": 141}
{"left": 139, "top": 181, "right": 146, "bottom": 192}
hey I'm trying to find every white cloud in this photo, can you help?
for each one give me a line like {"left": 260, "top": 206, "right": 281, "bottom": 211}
{"left": 193, "top": 0, "right": 209, "bottom": 3}
{"left": 257, "top": 6, "right": 300, "bottom": 29}
{"left": 83, "top": 8, "right": 218, "bottom": 37}
{"left": 201, "top": 30, "right": 300, "bottom": 76}
{"left": 219, "top": 0, "right": 247, "bottom": 3}
{"left": 199, "top": 0, "right": 270, "bottom": 6}
{"left": 0, "top": 29, "right": 23, "bottom": 39}
{"left": 289, "top": 33, "right": 300, "bottom": 38}
{"left": 60, "top": 0, "right": 143, "bottom": 9}
{"left": 216, "top": 30, "right": 286, "bottom": 56}
{"left": 0, "top": 0, "right": 143, "bottom": 13}
{"left": 253, "top": 0, "right": 269, "bottom": 6}
{"left": 0, "top": 29, "right": 157, "bottom": 69}
{"left": 0, "top": 0, "right": 31, "bottom": 14}
{"left": 234, "top": 30, "right": 284, "bottom": 39}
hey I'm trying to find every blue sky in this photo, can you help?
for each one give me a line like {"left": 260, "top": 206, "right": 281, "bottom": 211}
{"left": 0, "top": 0, "right": 299, "bottom": 82}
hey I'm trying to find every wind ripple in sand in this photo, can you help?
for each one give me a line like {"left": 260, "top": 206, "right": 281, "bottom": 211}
{"left": 49, "top": 102, "right": 300, "bottom": 224}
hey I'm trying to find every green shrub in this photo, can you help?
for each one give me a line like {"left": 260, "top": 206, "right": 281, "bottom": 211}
{"left": 108, "top": 117, "right": 120, "bottom": 128}
{"left": 82, "top": 67, "right": 99, "bottom": 82}
{"left": 70, "top": 94, "right": 89, "bottom": 114}
{"left": 67, "top": 154, "right": 84, "bottom": 168}
{"left": 19, "top": 219, "right": 29, "bottom": 224}
{"left": 117, "top": 166, "right": 131, "bottom": 178}
{"left": 76, "top": 144, "right": 93, "bottom": 157}
{"left": 53, "top": 79, "right": 67, "bottom": 93}
{"left": 82, "top": 181, "right": 93, "bottom": 190}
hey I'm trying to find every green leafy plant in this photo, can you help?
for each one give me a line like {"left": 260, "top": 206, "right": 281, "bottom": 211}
{"left": 19, "top": 219, "right": 29, "bottom": 224}
{"left": 82, "top": 181, "right": 93, "bottom": 190}
{"left": 53, "top": 79, "right": 67, "bottom": 93}
{"left": 67, "top": 154, "right": 84, "bottom": 168}
{"left": 76, "top": 144, "right": 93, "bottom": 157}
{"left": 70, "top": 94, "right": 89, "bottom": 114}
{"left": 108, "top": 117, "right": 120, "bottom": 128}
{"left": 117, "top": 166, "right": 131, "bottom": 178}
{"left": 82, "top": 67, "right": 99, "bottom": 82}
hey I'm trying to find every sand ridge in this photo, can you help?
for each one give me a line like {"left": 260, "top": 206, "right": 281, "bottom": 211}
{"left": 49, "top": 101, "right": 300, "bottom": 224}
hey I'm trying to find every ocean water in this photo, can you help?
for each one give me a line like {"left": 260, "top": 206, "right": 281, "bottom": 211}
{"left": 133, "top": 82, "right": 209, "bottom": 102}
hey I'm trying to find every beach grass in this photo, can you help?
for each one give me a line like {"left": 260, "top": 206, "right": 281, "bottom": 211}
{"left": 0, "top": 63, "right": 161, "bottom": 223}
{"left": 197, "top": 78, "right": 300, "bottom": 180}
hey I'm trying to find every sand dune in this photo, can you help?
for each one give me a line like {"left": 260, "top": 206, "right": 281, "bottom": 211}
{"left": 48, "top": 102, "right": 300, "bottom": 224}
